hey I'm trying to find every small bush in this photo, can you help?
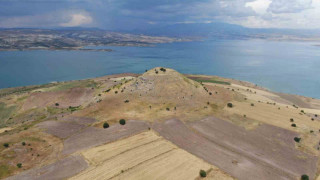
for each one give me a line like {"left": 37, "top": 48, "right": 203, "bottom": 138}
{"left": 115, "top": 91, "right": 118, "bottom": 94}
{"left": 55, "top": 103, "right": 59, "bottom": 106}
{"left": 301, "top": 174, "right": 309, "bottom": 180}
{"left": 315, "top": 114, "right": 318, "bottom": 117}
{"left": 294, "top": 137, "right": 301, "bottom": 143}
{"left": 160, "top": 67, "right": 166, "bottom": 72}
{"left": 124, "top": 100, "right": 129, "bottom": 103}
{"left": 301, "top": 110, "right": 305, "bottom": 113}
{"left": 17, "top": 163, "right": 22, "bottom": 168}
{"left": 251, "top": 103, "right": 254, "bottom": 106}
{"left": 291, "top": 123, "right": 297, "bottom": 127}
{"left": 199, "top": 170, "right": 207, "bottom": 178}
{"left": 166, "top": 107, "right": 170, "bottom": 111}
{"left": 103, "top": 122, "right": 109, "bottom": 129}
{"left": 3, "top": 143, "right": 9, "bottom": 148}
{"left": 290, "top": 118, "right": 294, "bottom": 122}
{"left": 119, "top": 119, "right": 126, "bottom": 125}
{"left": 22, "top": 142, "right": 26, "bottom": 146}
{"left": 227, "top": 103, "right": 233, "bottom": 108}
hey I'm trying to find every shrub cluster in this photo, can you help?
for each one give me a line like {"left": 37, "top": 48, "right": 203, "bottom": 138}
{"left": 227, "top": 103, "right": 233, "bottom": 108}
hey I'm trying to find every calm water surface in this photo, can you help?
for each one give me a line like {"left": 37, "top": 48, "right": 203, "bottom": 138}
{"left": 0, "top": 39, "right": 319, "bottom": 98}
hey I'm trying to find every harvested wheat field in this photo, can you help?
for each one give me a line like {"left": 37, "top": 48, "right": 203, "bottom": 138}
{"left": 69, "top": 131, "right": 233, "bottom": 180}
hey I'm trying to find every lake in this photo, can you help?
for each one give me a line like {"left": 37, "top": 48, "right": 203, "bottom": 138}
{"left": 0, "top": 39, "right": 319, "bottom": 98}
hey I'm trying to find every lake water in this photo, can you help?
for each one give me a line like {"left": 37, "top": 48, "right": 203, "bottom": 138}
{"left": 0, "top": 39, "right": 319, "bottom": 98}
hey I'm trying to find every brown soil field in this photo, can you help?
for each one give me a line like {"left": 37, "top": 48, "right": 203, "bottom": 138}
{"left": 153, "top": 119, "right": 302, "bottom": 180}
{"left": 70, "top": 131, "right": 232, "bottom": 180}
{"left": 7, "top": 155, "right": 88, "bottom": 180}
{"left": 37, "top": 121, "right": 87, "bottom": 139}
{"left": 60, "top": 116, "right": 96, "bottom": 125}
{"left": 62, "top": 120, "right": 149, "bottom": 155}
{"left": 190, "top": 117, "right": 317, "bottom": 179}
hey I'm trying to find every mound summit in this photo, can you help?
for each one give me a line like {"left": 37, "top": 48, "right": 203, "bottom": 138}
{"left": 78, "top": 67, "right": 221, "bottom": 122}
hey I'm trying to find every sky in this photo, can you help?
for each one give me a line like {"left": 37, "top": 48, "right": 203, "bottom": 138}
{"left": 0, "top": 0, "right": 319, "bottom": 30}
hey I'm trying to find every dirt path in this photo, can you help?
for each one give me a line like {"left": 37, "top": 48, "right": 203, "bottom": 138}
{"left": 153, "top": 119, "right": 310, "bottom": 180}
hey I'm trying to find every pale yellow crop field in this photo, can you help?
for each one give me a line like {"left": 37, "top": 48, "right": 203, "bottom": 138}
{"left": 69, "top": 131, "right": 232, "bottom": 180}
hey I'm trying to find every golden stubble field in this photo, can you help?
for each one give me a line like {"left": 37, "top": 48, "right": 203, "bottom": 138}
{"left": 70, "top": 131, "right": 234, "bottom": 180}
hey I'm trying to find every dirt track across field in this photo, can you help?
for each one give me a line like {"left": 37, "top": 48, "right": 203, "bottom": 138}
{"left": 7, "top": 155, "right": 88, "bottom": 180}
{"left": 62, "top": 120, "right": 149, "bottom": 155}
{"left": 153, "top": 119, "right": 317, "bottom": 180}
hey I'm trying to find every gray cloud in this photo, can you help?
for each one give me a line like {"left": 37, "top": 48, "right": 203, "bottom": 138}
{"left": 267, "top": 0, "right": 312, "bottom": 14}
{"left": 0, "top": 0, "right": 319, "bottom": 29}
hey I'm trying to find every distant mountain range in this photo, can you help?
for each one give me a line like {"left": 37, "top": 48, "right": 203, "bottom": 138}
{"left": 124, "top": 22, "right": 320, "bottom": 40}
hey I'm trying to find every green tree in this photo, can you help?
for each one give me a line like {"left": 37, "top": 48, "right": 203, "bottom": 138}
{"left": 103, "top": 122, "right": 109, "bottom": 129}
{"left": 119, "top": 119, "right": 126, "bottom": 125}
{"left": 199, "top": 170, "right": 207, "bottom": 177}
{"left": 17, "top": 163, "right": 22, "bottom": 168}
{"left": 301, "top": 174, "right": 309, "bottom": 180}
{"left": 3, "top": 143, "right": 9, "bottom": 148}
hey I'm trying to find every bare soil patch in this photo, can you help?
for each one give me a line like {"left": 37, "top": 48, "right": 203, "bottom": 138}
{"left": 190, "top": 117, "right": 317, "bottom": 179}
{"left": 62, "top": 120, "right": 148, "bottom": 155}
{"left": 60, "top": 116, "right": 96, "bottom": 125}
{"left": 7, "top": 155, "right": 88, "bottom": 180}
{"left": 37, "top": 121, "right": 86, "bottom": 139}
{"left": 153, "top": 119, "right": 301, "bottom": 180}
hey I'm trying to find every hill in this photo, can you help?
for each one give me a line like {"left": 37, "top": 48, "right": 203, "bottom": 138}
{"left": 0, "top": 67, "right": 320, "bottom": 180}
